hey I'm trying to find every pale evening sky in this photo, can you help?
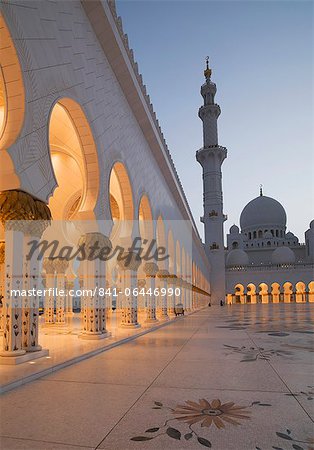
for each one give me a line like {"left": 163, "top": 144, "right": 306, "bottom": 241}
{"left": 116, "top": 0, "right": 313, "bottom": 243}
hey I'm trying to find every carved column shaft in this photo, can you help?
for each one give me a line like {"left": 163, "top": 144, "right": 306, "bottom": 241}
{"left": 144, "top": 262, "right": 158, "bottom": 324}
{"left": 0, "top": 242, "right": 5, "bottom": 333}
{"left": 22, "top": 233, "right": 42, "bottom": 351}
{"left": 43, "top": 258, "right": 55, "bottom": 324}
{"left": 119, "top": 252, "right": 141, "bottom": 328}
{"left": 0, "top": 229, "right": 25, "bottom": 356}
{"left": 78, "top": 233, "right": 111, "bottom": 339}
{"left": 157, "top": 270, "right": 169, "bottom": 321}
{"left": 54, "top": 258, "right": 69, "bottom": 325}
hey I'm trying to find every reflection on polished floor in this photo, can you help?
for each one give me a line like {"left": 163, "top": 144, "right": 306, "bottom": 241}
{"left": 0, "top": 310, "right": 185, "bottom": 392}
{"left": 1, "top": 304, "right": 313, "bottom": 450}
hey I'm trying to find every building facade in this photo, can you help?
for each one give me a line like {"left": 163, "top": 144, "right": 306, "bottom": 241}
{"left": 0, "top": 0, "right": 210, "bottom": 364}
{"left": 225, "top": 193, "right": 314, "bottom": 304}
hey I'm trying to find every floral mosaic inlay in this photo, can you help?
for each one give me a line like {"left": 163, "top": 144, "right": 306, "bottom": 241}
{"left": 131, "top": 398, "right": 271, "bottom": 447}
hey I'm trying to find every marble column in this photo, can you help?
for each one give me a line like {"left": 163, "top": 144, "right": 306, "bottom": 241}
{"left": 156, "top": 269, "right": 169, "bottom": 321}
{"left": 143, "top": 262, "right": 158, "bottom": 324}
{"left": 118, "top": 252, "right": 142, "bottom": 328}
{"left": 78, "top": 232, "right": 112, "bottom": 339}
{"left": 22, "top": 221, "right": 48, "bottom": 351}
{"left": 0, "top": 190, "right": 51, "bottom": 359}
{"left": 65, "top": 280, "right": 74, "bottom": 314}
{"left": 0, "top": 242, "right": 4, "bottom": 334}
{"left": 43, "top": 258, "right": 55, "bottom": 324}
{"left": 53, "top": 258, "right": 69, "bottom": 325}
{"left": 167, "top": 274, "right": 176, "bottom": 317}
{"left": 0, "top": 227, "right": 25, "bottom": 356}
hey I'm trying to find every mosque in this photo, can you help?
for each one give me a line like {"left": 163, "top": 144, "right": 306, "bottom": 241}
{"left": 196, "top": 58, "right": 314, "bottom": 306}
{"left": 224, "top": 194, "right": 314, "bottom": 304}
{"left": 0, "top": 0, "right": 312, "bottom": 369}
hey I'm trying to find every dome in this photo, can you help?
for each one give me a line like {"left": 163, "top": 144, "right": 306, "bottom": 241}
{"left": 240, "top": 195, "right": 286, "bottom": 231}
{"left": 310, "top": 220, "right": 314, "bottom": 230}
{"left": 285, "top": 231, "right": 298, "bottom": 240}
{"left": 226, "top": 249, "right": 249, "bottom": 266}
{"left": 229, "top": 224, "right": 239, "bottom": 234}
{"left": 271, "top": 247, "right": 295, "bottom": 265}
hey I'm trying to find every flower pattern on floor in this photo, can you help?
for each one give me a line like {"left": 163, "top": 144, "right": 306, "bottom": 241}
{"left": 130, "top": 398, "right": 270, "bottom": 447}
{"left": 256, "top": 429, "right": 314, "bottom": 450}
{"left": 223, "top": 344, "right": 293, "bottom": 362}
{"left": 172, "top": 398, "right": 251, "bottom": 428}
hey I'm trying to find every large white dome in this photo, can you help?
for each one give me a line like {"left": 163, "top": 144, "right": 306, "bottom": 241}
{"left": 226, "top": 249, "right": 249, "bottom": 266}
{"left": 271, "top": 247, "right": 295, "bottom": 264}
{"left": 240, "top": 195, "right": 286, "bottom": 231}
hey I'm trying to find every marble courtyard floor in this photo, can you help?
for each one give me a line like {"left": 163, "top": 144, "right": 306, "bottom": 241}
{"left": 0, "top": 304, "right": 313, "bottom": 450}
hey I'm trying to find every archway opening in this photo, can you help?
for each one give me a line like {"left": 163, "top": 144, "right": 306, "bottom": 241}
{"left": 234, "top": 284, "right": 245, "bottom": 304}
{"left": 259, "top": 283, "right": 269, "bottom": 303}
{"left": 309, "top": 281, "right": 314, "bottom": 303}
{"left": 156, "top": 216, "right": 166, "bottom": 270}
{"left": 283, "top": 282, "right": 293, "bottom": 303}
{"left": 295, "top": 281, "right": 306, "bottom": 303}
{"left": 271, "top": 282, "right": 281, "bottom": 303}
{"left": 0, "top": 13, "right": 25, "bottom": 190}
{"left": 48, "top": 98, "right": 99, "bottom": 220}
{"left": 247, "top": 283, "right": 256, "bottom": 304}
{"left": 138, "top": 195, "right": 153, "bottom": 242}
{"left": 109, "top": 161, "right": 134, "bottom": 242}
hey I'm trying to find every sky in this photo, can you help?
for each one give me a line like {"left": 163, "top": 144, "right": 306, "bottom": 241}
{"left": 116, "top": 0, "right": 313, "bottom": 242}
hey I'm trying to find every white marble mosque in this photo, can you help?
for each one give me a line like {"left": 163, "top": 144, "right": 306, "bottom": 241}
{"left": 0, "top": 0, "right": 313, "bottom": 371}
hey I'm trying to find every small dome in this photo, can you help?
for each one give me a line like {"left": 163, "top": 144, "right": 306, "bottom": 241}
{"left": 240, "top": 195, "right": 286, "bottom": 231}
{"left": 271, "top": 247, "right": 295, "bottom": 265}
{"left": 226, "top": 249, "right": 249, "bottom": 266}
{"left": 229, "top": 224, "right": 239, "bottom": 234}
{"left": 310, "top": 220, "right": 314, "bottom": 229}
{"left": 286, "top": 232, "right": 295, "bottom": 239}
{"left": 264, "top": 231, "right": 272, "bottom": 239}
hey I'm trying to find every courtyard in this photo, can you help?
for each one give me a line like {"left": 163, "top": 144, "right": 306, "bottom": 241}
{"left": 0, "top": 303, "right": 313, "bottom": 450}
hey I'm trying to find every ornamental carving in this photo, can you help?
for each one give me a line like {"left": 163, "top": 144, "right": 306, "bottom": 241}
{"left": 157, "top": 269, "right": 169, "bottom": 278}
{"left": 138, "top": 278, "right": 146, "bottom": 288}
{"left": 43, "top": 257, "right": 55, "bottom": 275}
{"left": 143, "top": 262, "right": 158, "bottom": 276}
{"left": 0, "top": 191, "right": 51, "bottom": 229}
{"left": 0, "top": 242, "right": 4, "bottom": 264}
{"left": 117, "top": 252, "right": 142, "bottom": 271}
{"left": 78, "top": 232, "right": 112, "bottom": 250}
{"left": 53, "top": 258, "right": 69, "bottom": 274}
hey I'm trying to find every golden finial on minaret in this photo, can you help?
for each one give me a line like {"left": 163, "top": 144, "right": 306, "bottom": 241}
{"left": 204, "top": 56, "right": 212, "bottom": 79}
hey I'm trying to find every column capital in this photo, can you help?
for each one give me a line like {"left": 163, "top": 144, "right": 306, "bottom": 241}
{"left": 143, "top": 262, "right": 158, "bottom": 277}
{"left": 0, "top": 242, "right": 4, "bottom": 264}
{"left": 117, "top": 252, "right": 141, "bottom": 271}
{"left": 0, "top": 190, "right": 51, "bottom": 222}
{"left": 138, "top": 278, "right": 146, "bottom": 288}
{"left": 53, "top": 257, "right": 69, "bottom": 274}
{"left": 78, "top": 232, "right": 112, "bottom": 250}
{"left": 43, "top": 257, "right": 55, "bottom": 275}
{"left": 157, "top": 269, "right": 170, "bottom": 278}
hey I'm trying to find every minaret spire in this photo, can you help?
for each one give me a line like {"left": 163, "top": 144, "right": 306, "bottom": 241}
{"left": 204, "top": 56, "right": 212, "bottom": 80}
{"left": 196, "top": 60, "right": 227, "bottom": 305}
{"left": 260, "top": 184, "right": 263, "bottom": 196}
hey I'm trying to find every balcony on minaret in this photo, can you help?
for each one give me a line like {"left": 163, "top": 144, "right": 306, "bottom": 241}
{"left": 196, "top": 145, "right": 227, "bottom": 166}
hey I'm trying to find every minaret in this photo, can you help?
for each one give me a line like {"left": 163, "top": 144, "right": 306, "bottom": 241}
{"left": 196, "top": 58, "right": 227, "bottom": 305}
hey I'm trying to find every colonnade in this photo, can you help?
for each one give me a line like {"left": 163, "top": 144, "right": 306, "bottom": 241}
{"left": 0, "top": 191, "right": 209, "bottom": 362}
{"left": 227, "top": 281, "right": 314, "bottom": 304}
